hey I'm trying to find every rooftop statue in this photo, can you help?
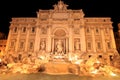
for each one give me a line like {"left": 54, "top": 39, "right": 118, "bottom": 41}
{"left": 53, "top": 0, "right": 68, "bottom": 11}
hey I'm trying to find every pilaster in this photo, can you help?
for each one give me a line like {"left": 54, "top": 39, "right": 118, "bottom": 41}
{"left": 91, "top": 27, "right": 96, "bottom": 52}
{"left": 34, "top": 26, "right": 40, "bottom": 52}
{"left": 101, "top": 27, "right": 106, "bottom": 52}
{"left": 24, "top": 27, "right": 30, "bottom": 52}
{"left": 110, "top": 27, "right": 116, "bottom": 49}
{"left": 15, "top": 27, "right": 21, "bottom": 52}
{"left": 69, "top": 25, "right": 73, "bottom": 52}
{"left": 47, "top": 25, "right": 52, "bottom": 52}
{"left": 80, "top": 26, "right": 86, "bottom": 52}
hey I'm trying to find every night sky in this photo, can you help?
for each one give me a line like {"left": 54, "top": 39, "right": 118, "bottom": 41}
{"left": 0, "top": 0, "right": 120, "bottom": 35}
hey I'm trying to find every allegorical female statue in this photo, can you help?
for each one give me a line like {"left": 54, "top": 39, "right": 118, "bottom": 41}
{"left": 55, "top": 40, "right": 63, "bottom": 54}
{"left": 75, "top": 39, "right": 80, "bottom": 50}
{"left": 40, "top": 41, "right": 46, "bottom": 50}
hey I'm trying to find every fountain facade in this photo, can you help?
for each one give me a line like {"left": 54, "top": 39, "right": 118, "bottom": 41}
{"left": 0, "top": 0, "right": 120, "bottom": 76}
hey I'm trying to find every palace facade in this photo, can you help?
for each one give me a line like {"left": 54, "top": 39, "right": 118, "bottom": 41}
{"left": 5, "top": 1, "right": 118, "bottom": 60}
{"left": 114, "top": 23, "right": 120, "bottom": 54}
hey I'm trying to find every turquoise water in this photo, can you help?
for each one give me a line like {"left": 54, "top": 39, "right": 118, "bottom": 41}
{"left": 0, "top": 73, "right": 120, "bottom": 80}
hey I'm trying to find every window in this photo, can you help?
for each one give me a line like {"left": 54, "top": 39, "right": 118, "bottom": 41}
{"left": 22, "top": 27, "right": 26, "bottom": 33}
{"left": 96, "top": 28, "right": 99, "bottom": 33}
{"left": 105, "top": 28, "right": 109, "bottom": 34}
{"left": 89, "top": 55, "right": 92, "bottom": 58}
{"left": 14, "top": 27, "right": 17, "bottom": 33}
{"left": 29, "top": 42, "right": 33, "bottom": 49}
{"left": 87, "top": 42, "right": 92, "bottom": 50}
{"left": 97, "top": 42, "right": 101, "bottom": 49}
{"left": 107, "top": 42, "right": 111, "bottom": 49}
{"left": 86, "top": 28, "right": 90, "bottom": 33}
{"left": 20, "top": 42, "right": 24, "bottom": 48}
{"left": 86, "top": 28, "right": 91, "bottom": 35}
{"left": 31, "top": 27, "right": 35, "bottom": 33}
{"left": 109, "top": 55, "right": 113, "bottom": 61}
{"left": 99, "top": 55, "right": 102, "bottom": 58}
{"left": 74, "top": 19, "right": 80, "bottom": 21}
{"left": 10, "top": 42, "right": 14, "bottom": 48}
{"left": 95, "top": 28, "right": 100, "bottom": 34}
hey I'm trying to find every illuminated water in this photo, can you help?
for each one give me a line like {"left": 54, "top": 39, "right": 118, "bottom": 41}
{"left": 0, "top": 72, "right": 120, "bottom": 80}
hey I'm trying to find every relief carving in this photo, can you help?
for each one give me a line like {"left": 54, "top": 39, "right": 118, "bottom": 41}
{"left": 72, "top": 13, "right": 81, "bottom": 19}
{"left": 40, "top": 13, "right": 49, "bottom": 19}
{"left": 41, "top": 27, "right": 47, "bottom": 34}
{"left": 74, "top": 28, "right": 80, "bottom": 34}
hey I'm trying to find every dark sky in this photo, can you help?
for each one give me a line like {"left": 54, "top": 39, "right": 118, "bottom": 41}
{"left": 0, "top": 0, "right": 120, "bottom": 35}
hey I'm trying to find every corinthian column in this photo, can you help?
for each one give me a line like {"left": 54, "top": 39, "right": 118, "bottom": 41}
{"left": 15, "top": 27, "right": 21, "bottom": 52}
{"left": 110, "top": 27, "right": 116, "bottom": 49}
{"left": 24, "top": 27, "right": 30, "bottom": 52}
{"left": 34, "top": 26, "right": 40, "bottom": 52}
{"left": 91, "top": 27, "right": 96, "bottom": 52}
{"left": 47, "top": 25, "right": 52, "bottom": 53}
{"left": 69, "top": 25, "right": 73, "bottom": 52}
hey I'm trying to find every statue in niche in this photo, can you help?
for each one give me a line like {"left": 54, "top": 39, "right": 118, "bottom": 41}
{"left": 55, "top": 40, "right": 64, "bottom": 55}
{"left": 75, "top": 39, "right": 80, "bottom": 50}
{"left": 40, "top": 40, "right": 46, "bottom": 50}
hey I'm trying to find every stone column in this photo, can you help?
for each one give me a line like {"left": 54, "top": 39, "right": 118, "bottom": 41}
{"left": 34, "top": 26, "right": 40, "bottom": 52}
{"left": 66, "top": 38, "right": 69, "bottom": 53}
{"left": 91, "top": 27, "right": 96, "bottom": 52}
{"left": 24, "top": 27, "right": 30, "bottom": 52}
{"left": 69, "top": 26, "right": 73, "bottom": 52}
{"left": 110, "top": 27, "right": 116, "bottom": 49}
{"left": 80, "top": 26, "right": 86, "bottom": 52}
{"left": 15, "top": 27, "right": 21, "bottom": 52}
{"left": 64, "top": 39, "right": 66, "bottom": 53}
{"left": 47, "top": 26, "right": 51, "bottom": 53}
{"left": 101, "top": 27, "right": 106, "bottom": 52}
{"left": 52, "top": 38, "right": 54, "bottom": 53}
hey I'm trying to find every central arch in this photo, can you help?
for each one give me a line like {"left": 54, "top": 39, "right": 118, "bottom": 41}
{"left": 52, "top": 28, "right": 68, "bottom": 54}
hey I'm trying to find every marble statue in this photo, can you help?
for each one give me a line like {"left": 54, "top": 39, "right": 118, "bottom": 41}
{"left": 40, "top": 41, "right": 46, "bottom": 50}
{"left": 55, "top": 40, "right": 63, "bottom": 54}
